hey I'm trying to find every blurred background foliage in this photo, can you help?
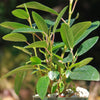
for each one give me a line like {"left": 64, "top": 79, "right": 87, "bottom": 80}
{"left": 0, "top": 0, "right": 100, "bottom": 100}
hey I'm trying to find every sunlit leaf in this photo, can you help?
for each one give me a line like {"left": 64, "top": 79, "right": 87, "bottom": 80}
{"left": 17, "top": 1, "right": 58, "bottom": 15}
{"left": 0, "top": 21, "right": 30, "bottom": 30}
{"left": 71, "top": 21, "right": 91, "bottom": 42}
{"left": 12, "top": 9, "right": 29, "bottom": 19}
{"left": 75, "top": 21, "right": 100, "bottom": 45}
{"left": 60, "top": 23, "right": 74, "bottom": 49}
{"left": 2, "top": 33, "right": 27, "bottom": 42}
{"left": 12, "top": 28, "right": 43, "bottom": 34}
{"left": 32, "top": 11, "right": 48, "bottom": 34}
{"left": 25, "top": 41, "right": 47, "bottom": 48}
{"left": 13, "top": 46, "right": 32, "bottom": 55}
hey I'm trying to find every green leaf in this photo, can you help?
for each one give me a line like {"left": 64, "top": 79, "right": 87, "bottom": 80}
{"left": 13, "top": 46, "right": 32, "bottom": 55}
{"left": 52, "top": 42, "right": 65, "bottom": 51}
{"left": 14, "top": 72, "right": 26, "bottom": 95}
{"left": 75, "top": 21, "right": 100, "bottom": 45}
{"left": 12, "top": 28, "right": 43, "bottom": 34}
{"left": 70, "top": 58, "right": 93, "bottom": 69}
{"left": 12, "top": 9, "right": 29, "bottom": 19}
{"left": 36, "top": 76, "right": 50, "bottom": 99}
{"left": 25, "top": 41, "right": 47, "bottom": 48}
{"left": 30, "top": 56, "right": 41, "bottom": 65}
{"left": 77, "top": 36, "right": 99, "bottom": 56}
{"left": 32, "top": 11, "right": 48, "bottom": 34}
{"left": 60, "top": 23, "right": 74, "bottom": 49}
{"left": 1, "top": 65, "right": 34, "bottom": 79}
{"left": 2, "top": 33, "right": 27, "bottom": 42}
{"left": 63, "top": 53, "right": 73, "bottom": 63}
{"left": 59, "top": 81, "right": 64, "bottom": 93}
{"left": 71, "top": 21, "right": 91, "bottom": 42}
{"left": 0, "top": 21, "right": 30, "bottom": 30}
{"left": 70, "top": 65, "right": 100, "bottom": 81}
{"left": 51, "top": 82, "right": 58, "bottom": 93}
{"left": 53, "top": 6, "right": 68, "bottom": 33}
{"left": 17, "top": 1, "right": 58, "bottom": 15}
{"left": 48, "top": 71, "right": 59, "bottom": 80}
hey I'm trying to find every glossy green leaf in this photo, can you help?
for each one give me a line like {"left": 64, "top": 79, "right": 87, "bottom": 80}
{"left": 77, "top": 36, "right": 99, "bottom": 56}
{"left": 17, "top": 1, "right": 58, "bottom": 15}
{"left": 0, "top": 21, "right": 30, "bottom": 30}
{"left": 51, "top": 82, "right": 58, "bottom": 93}
{"left": 11, "top": 28, "right": 43, "bottom": 34}
{"left": 36, "top": 76, "right": 50, "bottom": 99}
{"left": 1, "top": 65, "right": 34, "bottom": 79}
{"left": 32, "top": 11, "right": 48, "bottom": 34}
{"left": 12, "top": 9, "right": 28, "bottom": 19}
{"left": 70, "top": 65, "right": 100, "bottom": 81}
{"left": 53, "top": 6, "right": 68, "bottom": 33}
{"left": 30, "top": 56, "right": 41, "bottom": 65}
{"left": 60, "top": 23, "right": 74, "bottom": 49}
{"left": 63, "top": 53, "right": 73, "bottom": 63}
{"left": 25, "top": 41, "right": 47, "bottom": 48}
{"left": 59, "top": 81, "right": 64, "bottom": 93}
{"left": 13, "top": 46, "right": 32, "bottom": 55}
{"left": 2, "top": 33, "right": 27, "bottom": 42}
{"left": 14, "top": 72, "right": 26, "bottom": 95}
{"left": 48, "top": 71, "right": 59, "bottom": 80}
{"left": 75, "top": 21, "right": 100, "bottom": 45}
{"left": 52, "top": 42, "right": 65, "bottom": 51}
{"left": 70, "top": 58, "right": 93, "bottom": 69}
{"left": 71, "top": 21, "right": 91, "bottom": 42}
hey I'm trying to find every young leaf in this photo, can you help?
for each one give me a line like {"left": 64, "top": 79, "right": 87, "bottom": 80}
{"left": 71, "top": 21, "right": 91, "bottom": 42}
{"left": 48, "top": 71, "right": 59, "bottom": 80}
{"left": 2, "top": 33, "right": 27, "bottom": 42}
{"left": 14, "top": 72, "right": 26, "bottom": 95}
{"left": 75, "top": 21, "right": 100, "bottom": 45}
{"left": 13, "top": 46, "right": 32, "bottom": 56}
{"left": 32, "top": 11, "right": 48, "bottom": 34}
{"left": 25, "top": 41, "right": 47, "bottom": 48}
{"left": 65, "top": 70, "right": 71, "bottom": 78}
{"left": 70, "top": 57, "right": 93, "bottom": 69}
{"left": 53, "top": 6, "right": 68, "bottom": 33}
{"left": 0, "top": 21, "right": 30, "bottom": 30}
{"left": 36, "top": 76, "right": 50, "bottom": 99}
{"left": 1, "top": 65, "right": 34, "bottom": 79}
{"left": 17, "top": 1, "right": 58, "bottom": 15}
{"left": 12, "top": 28, "right": 43, "bottom": 34}
{"left": 51, "top": 82, "right": 58, "bottom": 93}
{"left": 60, "top": 23, "right": 74, "bottom": 49}
{"left": 30, "top": 56, "right": 41, "bottom": 65}
{"left": 59, "top": 81, "right": 64, "bottom": 93}
{"left": 77, "top": 36, "right": 99, "bottom": 56}
{"left": 70, "top": 65, "right": 100, "bottom": 81}
{"left": 12, "top": 9, "right": 29, "bottom": 19}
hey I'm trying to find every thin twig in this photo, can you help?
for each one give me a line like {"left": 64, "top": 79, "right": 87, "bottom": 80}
{"left": 72, "top": 0, "right": 78, "bottom": 14}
